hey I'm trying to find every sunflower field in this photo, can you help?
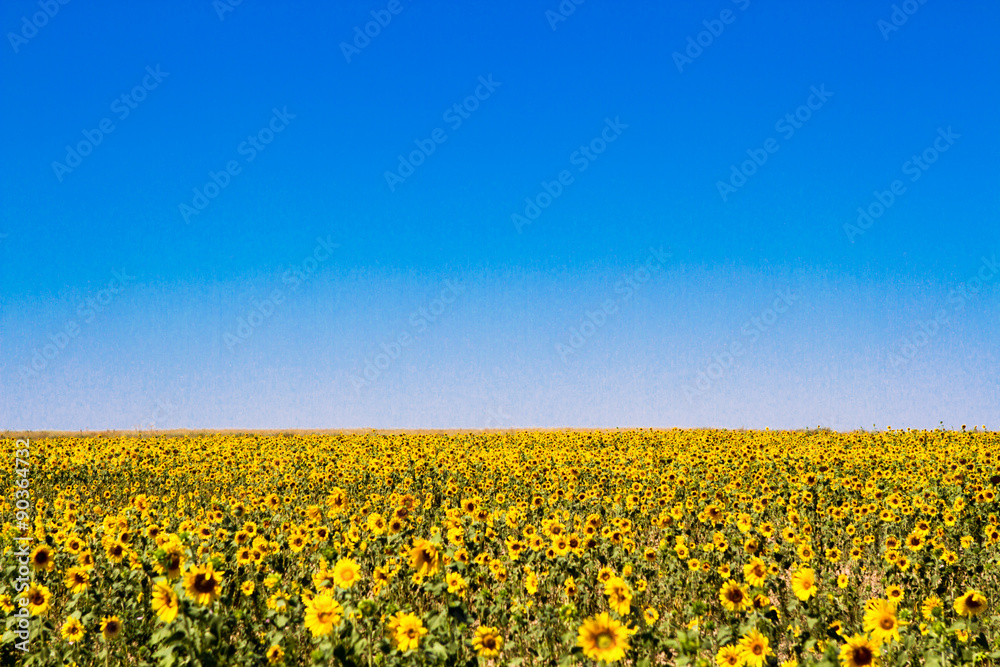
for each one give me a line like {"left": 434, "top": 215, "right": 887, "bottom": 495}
{"left": 2, "top": 428, "right": 999, "bottom": 667}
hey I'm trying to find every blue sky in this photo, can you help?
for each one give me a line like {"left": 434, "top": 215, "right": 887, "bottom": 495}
{"left": 1, "top": 0, "right": 997, "bottom": 430}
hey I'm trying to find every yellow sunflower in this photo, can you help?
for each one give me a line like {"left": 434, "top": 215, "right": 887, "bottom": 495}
{"left": 100, "top": 615, "right": 122, "bottom": 641}
{"left": 863, "top": 599, "right": 901, "bottom": 644}
{"left": 791, "top": 568, "right": 817, "bottom": 601}
{"left": 738, "top": 629, "right": 773, "bottom": 667}
{"left": 953, "top": 590, "right": 987, "bottom": 617}
{"left": 60, "top": 616, "right": 86, "bottom": 642}
{"left": 744, "top": 557, "right": 768, "bottom": 587}
{"left": 266, "top": 645, "right": 285, "bottom": 664}
{"left": 472, "top": 626, "right": 502, "bottom": 657}
{"left": 720, "top": 581, "right": 750, "bottom": 613}
{"left": 30, "top": 545, "right": 55, "bottom": 572}
{"left": 839, "top": 633, "right": 880, "bottom": 667}
{"left": 604, "top": 576, "right": 632, "bottom": 615}
{"left": 577, "top": 613, "right": 629, "bottom": 663}
{"left": 390, "top": 612, "right": 427, "bottom": 651}
{"left": 409, "top": 539, "right": 441, "bottom": 578}
{"left": 304, "top": 594, "right": 343, "bottom": 637}
{"left": 333, "top": 558, "right": 361, "bottom": 589}
{"left": 716, "top": 644, "right": 743, "bottom": 667}
{"left": 151, "top": 579, "right": 180, "bottom": 623}
{"left": 183, "top": 563, "right": 223, "bottom": 606}
{"left": 24, "top": 584, "right": 52, "bottom": 616}
{"left": 64, "top": 566, "right": 91, "bottom": 595}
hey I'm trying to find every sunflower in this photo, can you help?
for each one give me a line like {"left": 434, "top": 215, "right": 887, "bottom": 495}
{"left": 446, "top": 571, "right": 467, "bottom": 596}
{"left": 390, "top": 612, "right": 427, "bottom": 651}
{"left": 241, "top": 580, "right": 255, "bottom": 596}
{"left": 716, "top": 644, "right": 742, "bottom": 667}
{"left": 100, "top": 615, "right": 122, "bottom": 641}
{"left": 744, "top": 557, "right": 768, "bottom": 587}
{"left": 409, "top": 539, "right": 441, "bottom": 578}
{"left": 333, "top": 558, "right": 361, "bottom": 589}
{"left": 184, "top": 563, "right": 223, "bottom": 606}
{"left": 604, "top": 576, "right": 632, "bottom": 615}
{"left": 839, "top": 633, "right": 879, "bottom": 667}
{"left": 791, "top": 568, "right": 817, "bottom": 601}
{"left": 863, "top": 599, "right": 901, "bottom": 644}
{"left": 65, "top": 534, "right": 84, "bottom": 554}
{"left": 151, "top": 580, "right": 180, "bottom": 623}
{"left": 60, "top": 616, "right": 86, "bottom": 642}
{"left": 266, "top": 645, "right": 285, "bottom": 664}
{"left": 525, "top": 570, "right": 539, "bottom": 595}
{"left": 105, "top": 540, "right": 127, "bottom": 563}
{"left": 921, "top": 595, "right": 941, "bottom": 620}
{"left": 158, "top": 539, "right": 185, "bottom": 580}
{"left": 643, "top": 607, "right": 659, "bottom": 625}
{"left": 472, "top": 626, "right": 502, "bottom": 657}
{"left": 565, "top": 576, "right": 578, "bottom": 597}
{"left": 24, "top": 584, "right": 52, "bottom": 615}
{"left": 366, "top": 512, "right": 386, "bottom": 535}
{"left": 304, "top": 594, "right": 343, "bottom": 637}
{"left": 30, "top": 545, "right": 54, "bottom": 572}
{"left": 577, "top": 613, "right": 629, "bottom": 663}
{"left": 738, "top": 629, "right": 773, "bottom": 667}
{"left": 719, "top": 581, "right": 750, "bottom": 613}
{"left": 885, "top": 585, "right": 903, "bottom": 606}
{"left": 953, "top": 590, "right": 987, "bottom": 617}
{"left": 64, "top": 566, "right": 91, "bottom": 595}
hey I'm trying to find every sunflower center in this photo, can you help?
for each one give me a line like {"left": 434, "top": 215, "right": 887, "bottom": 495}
{"left": 317, "top": 610, "right": 333, "bottom": 624}
{"left": 596, "top": 632, "right": 614, "bottom": 649}
{"left": 752, "top": 643, "right": 763, "bottom": 655}
{"left": 880, "top": 617, "right": 895, "bottom": 630}
{"left": 194, "top": 574, "right": 217, "bottom": 594}
{"left": 728, "top": 589, "right": 744, "bottom": 603}
{"left": 853, "top": 647, "right": 873, "bottom": 665}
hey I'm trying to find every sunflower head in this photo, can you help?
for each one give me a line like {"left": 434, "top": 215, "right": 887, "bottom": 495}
{"left": 577, "top": 613, "right": 629, "bottom": 663}
{"left": 100, "top": 615, "right": 122, "bottom": 641}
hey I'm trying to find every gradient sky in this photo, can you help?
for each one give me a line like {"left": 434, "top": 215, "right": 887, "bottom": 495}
{"left": 1, "top": 0, "right": 998, "bottom": 431}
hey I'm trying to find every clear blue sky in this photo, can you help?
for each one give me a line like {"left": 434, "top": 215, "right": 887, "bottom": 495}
{"left": 1, "top": 0, "right": 998, "bottom": 431}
